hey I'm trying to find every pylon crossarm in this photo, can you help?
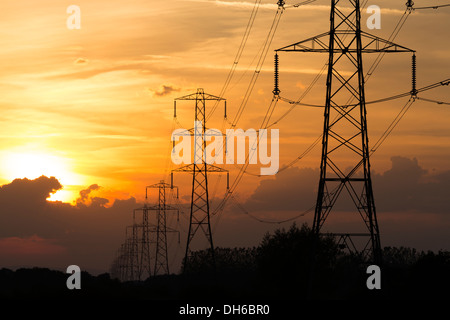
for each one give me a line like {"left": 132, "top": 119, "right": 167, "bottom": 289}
{"left": 276, "top": 31, "right": 414, "bottom": 53}
{"left": 146, "top": 182, "right": 172, "bottom": 189}
{"left": 276, "top": 31, "right": 330, "bottom": 51}
{"left": 172, "top": 127, "right": 224, "bottom": 136}
{"left": 360, "top": 31, "right": 415, "bottom": 53}
{"left": 172, "top": 129, "right": 193, "bottom": 136}
{"left": 146, "top": 204, "right": 178, "bottom": 211}
{"left": 172, "top": 163, "right": 227, "bottom": 173}
{"left": 175, "top": 92, "right": 225, "bottom": 101}
{"left": 172, "top": 164, "right": 195, "bottom": 172}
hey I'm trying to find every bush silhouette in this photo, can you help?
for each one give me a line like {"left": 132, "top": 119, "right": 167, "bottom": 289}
{"left": 2, "top": 224, "right": 449, "bottom": 299}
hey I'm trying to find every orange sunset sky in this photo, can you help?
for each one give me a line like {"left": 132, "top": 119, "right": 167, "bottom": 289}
{"left": 0, "top": 0, "right": 449, "bottom": 273}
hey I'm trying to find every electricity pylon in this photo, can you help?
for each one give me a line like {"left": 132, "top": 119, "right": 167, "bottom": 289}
{"left": 121, "top": 223, "right": 141, "bottom": 281}
{"left": 110, "top": 182, "right": 179, "bottom": 280}
{"left": 146, "top": 180, "right": 179, "bottom": 276}
{"left": 114, "top": 208, "right": 153, "bottom": 281}
{"left": 134, "top": 206, "right": 152, "bottom": 280}
{"left": 110, "top": 240, "right": 132, "bottom": 281}
{"left": 171, "top": 88, "right": 229, "bottom": 272}
{"left": 276, "top": 0, "right": 414, "bottom": 263}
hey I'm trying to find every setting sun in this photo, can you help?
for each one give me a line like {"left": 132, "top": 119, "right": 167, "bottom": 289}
{"left": 1, "top": 150, "right": 82, "bottom": 203}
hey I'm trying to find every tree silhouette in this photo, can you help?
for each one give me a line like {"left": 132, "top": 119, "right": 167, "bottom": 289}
{"left": 1, "top": 225, "right": 449, "bottom": 299}
{"left": 255, "top": 223, "right": 343, "bottom": 298}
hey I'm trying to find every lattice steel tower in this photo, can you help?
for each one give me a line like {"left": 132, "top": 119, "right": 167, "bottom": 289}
{"left": 171, "top": 88, "right": 228, "bottom": 272}
{"left": 276, "top": 0, "right": 413, "bottom": 263}
{"left": 111, "top": 214, "right": 151, "bottom": 281}
{"left": 146, "top": 180, "right": 179, "bottom": 276}
{"left": 133, "top": 206, "right": 152, "bottom": 280}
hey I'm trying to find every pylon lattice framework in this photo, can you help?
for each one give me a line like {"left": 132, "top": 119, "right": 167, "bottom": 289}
{"left": 276, "top": 0, "right": 414, "bottom": 263}
{"left": 171, "top": 88, "right": 229, "bottom": 272}
{"left": 146, "top": 180, "right": 179, "bottom": 276}
{"left": 110, "top": 180, "right": 179, "bottom": 280}
{"left": 110, "top": 212, "right": 151, "bottom": 282}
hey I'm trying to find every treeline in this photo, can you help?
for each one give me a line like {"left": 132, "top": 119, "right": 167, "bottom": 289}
{"left": 182, "top": 223, "right": 450, "bottom": 299}
{"left": 0, "top": 223, "right": 449, "bottom": 299}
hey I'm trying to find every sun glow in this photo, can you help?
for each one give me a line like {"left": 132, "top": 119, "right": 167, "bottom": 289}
{"left": 1, "top": 151, "right": 83, "bottom": 203}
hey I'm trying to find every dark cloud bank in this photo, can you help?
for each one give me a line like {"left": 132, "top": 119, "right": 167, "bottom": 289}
{"left": 0, "top": 156, "right": 449, "bottom": 273}
{"left": 245, "top": 156, "right": 450, "bottom": 214}
{"left": 0, "top": 177, "right": 137, "bottom": 273}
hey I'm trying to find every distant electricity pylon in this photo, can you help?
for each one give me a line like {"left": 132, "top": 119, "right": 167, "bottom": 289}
{"left": 112, "top": 207, "right": 152, "bottom": 281}
{"left": 146, "top": 180, "right": 179, "bottom": 276}
{"left": 110, "top": 226, "right": 136, "bottom": 281}
{"left": 276, "top": 0, "right": 414, "bottom": 263}
{"left": 171, "top": 88, "right": 229, "bottom": 272}
{"left": 110, "top": 181, "right": 179, "bottom": 280}
{"left": 135, "top": 206, "right": 153, "bottom": 280}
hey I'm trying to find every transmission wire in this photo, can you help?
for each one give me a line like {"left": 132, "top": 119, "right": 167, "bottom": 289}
{"left": 207, "top": 0, "right": 262, "bottom": 121}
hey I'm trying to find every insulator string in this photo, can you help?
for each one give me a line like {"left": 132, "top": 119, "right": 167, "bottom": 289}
{"left": 273, "top": 53, "right": 280, "bottom": 96}
{"left": 412, "top": 53, "right": 417, "bottom": 96}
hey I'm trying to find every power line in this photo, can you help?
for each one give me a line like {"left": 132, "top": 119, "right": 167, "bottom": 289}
{"left": 274, "top": 78, "right": 449, "bottom": 175}
{"left": 365, "top": 7, "right": 412, "bottom": 79}
{"left": 211, "top": 1, "right": 345, "bottom": 211}
{"left": 210, "top": 3, "right": 287, "bottom": 216}
{"left": 275, "top": 78, "right": 449, "bottom": 107}
{"left": 370, "top": 97, "right": 416, "bottom": 153}
{"left": 285, "top": 0, "right": 317, "bottom": 9}
{"left": 206, "top": 3, "right": 286, "bottom": 201}
{"left": 231, "top": 5, "right": 285, "bottom": 127}
{"left": 416, "top": 96, "right": 450, "bottom": 105}
{"left": 414, "top": 3, "right": 450, "bottom": 10}
{"left": 207, "top": 0, "right": 262, "bottom": 121}
{"left": 276, "top": 78, "right": 449, "bottom": 174}
{"left": 278, "top": 133, "right": 322, "bottom": 173}
{"left": 217, "top": 1, "right": 447, "bottom": 228}
{"left": 211, "top": 1, "right": 410, "bottom": 223}
{"left": 267, "top": 63, "right": 328, "bottom": 127}
{"left": 230, "top": 194, "right": 315, "bottom": 224}
{"left": 176, "top": 2, "right": 449, "bottom": 228}
{"left": 267, "top": 0, "right": 401, "bottom": 127}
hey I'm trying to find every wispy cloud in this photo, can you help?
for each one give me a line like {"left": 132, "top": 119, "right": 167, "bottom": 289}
{"left": 151, "top": 85, "right": 181, "bottom": 97}
{"left": 45, "top": 63, "right": 144, "bottom": 80}
{"left": 74, "top": 57, "right": 89, "bottom": 65}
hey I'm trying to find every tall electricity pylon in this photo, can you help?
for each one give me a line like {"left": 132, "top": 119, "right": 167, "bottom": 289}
{"left": 146, "top": 180, "right": 179, "bottom": 276}
{"left": 171, "top": 88, "right": 229, "bottom": 272}
{"left": 276, "top": 0, "right": 414, "bottom": 263}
